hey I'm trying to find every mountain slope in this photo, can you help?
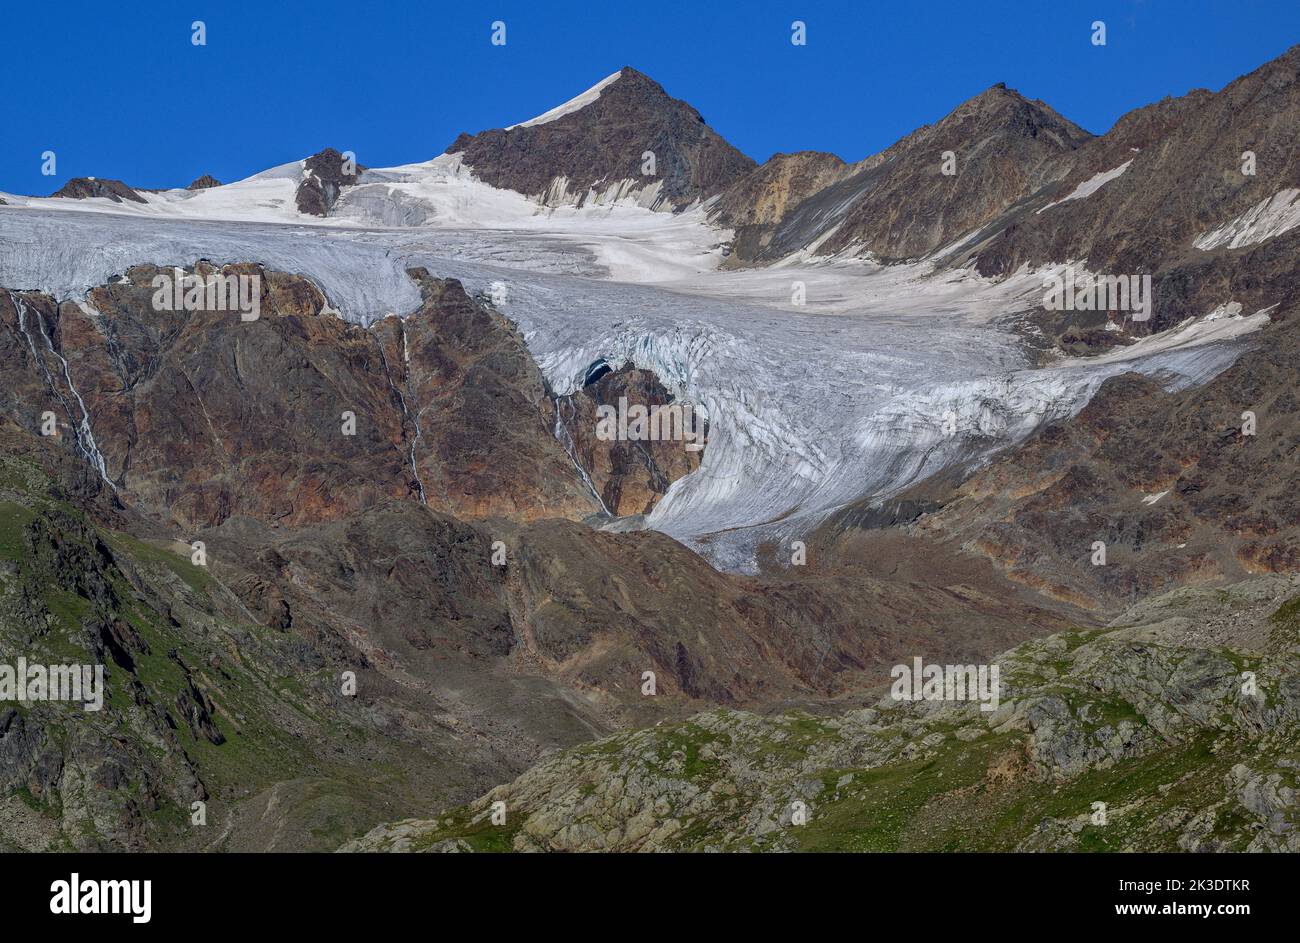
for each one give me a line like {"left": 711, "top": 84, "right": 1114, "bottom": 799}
{"left": 1, "top": 264, "right": 1085, "bottom": 850}
{"left": 973, "top": 45, "right": 1300, "bottom": 280}
{"left": 953, "top": 45, "right": 1300, "bottom": 339}
{"left": 340, "top": 576, "right": 1300, "bottom": 853}
{"left": 710, "top": 151, "right": 850, "bottom": 263}
{"left": 909, "top": 308, "right": 1300, "bottom": 610}
{"left": 716, "top": 83, "right": 1091, "bottom": 262}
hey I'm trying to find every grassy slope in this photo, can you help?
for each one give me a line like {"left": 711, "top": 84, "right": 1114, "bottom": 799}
{"left": 349, "top": 592, "right": 1300, "bottom": 853}
{"left": 0, "top": 451, "right": 465, "bottom": 851}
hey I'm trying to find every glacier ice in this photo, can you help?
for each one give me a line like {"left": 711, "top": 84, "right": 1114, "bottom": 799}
{"left": 0, "top": 206, "right": 1266, "bottom": 571}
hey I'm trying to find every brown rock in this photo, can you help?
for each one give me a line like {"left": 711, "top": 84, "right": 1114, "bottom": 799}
{"left": 447, "top": 67, "right": 755, "bottom": 209}
{"left": 557, "top": 362, "right": 704, "bottom": 516}
{"left": 295, "top": 148, "right": 365, "bottom": 216}
{"left": 50, "top": 177, "right": 147, "bottom": 204}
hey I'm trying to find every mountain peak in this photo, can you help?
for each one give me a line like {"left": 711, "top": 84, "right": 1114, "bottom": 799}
{"left": 447, "top": 69, "right": 754, "bottom": 209}
{"left": 946, "top": 81, "right": 1091, "bottom": 145}
{"left": 964, "top": 81, "right": 1037, "bottom": 110}
{"left": 504, "top": 71, "right": 625, "bottom": 130}
{"left": 724, "top": 77, "right": 1093, "bottom": 264}
{"left": 497, "top": 67, "right": 676, "bottom": 132}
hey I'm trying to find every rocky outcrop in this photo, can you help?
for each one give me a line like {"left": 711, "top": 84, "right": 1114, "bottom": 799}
{"left": 0, "top": 268, "right": 597, "bottom": 529}
{"left": 0, "top": 484, "right": 208, "bottom": 850}
{"left": 295, "top": 148, "right": 365, "bottom": 216}
{"left": 713, "top": 151, "right": 848, "bottom": 228}
{"left": 447, "top": 67, "right": 755, "bottom": 209}
{"left": 50, "top": 178, "right": 147, "bottom": 204}
{"left": 557, "top": 362, "right": 704, "bottom": 516}
{"left": 187, "top": 175, "right": 221, "bottom": 190}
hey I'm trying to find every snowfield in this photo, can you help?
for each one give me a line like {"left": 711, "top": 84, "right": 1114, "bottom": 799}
{"left": 0, "top": 167, "right": 1269, "bottom": 571}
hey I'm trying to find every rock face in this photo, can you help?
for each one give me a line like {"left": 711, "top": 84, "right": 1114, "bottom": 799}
{"left": 556, "top": 362, "right": 704, "bottom": 516}
{"left": 187, "top": 175, "right": 221, "bottom": 190}
{"left": 50, "top": 178, "right": 147, "bottom": 204}
{"left": 340, "top": 577, "right": 1300, "bottom": 853}
{"left": 717, "top": 84, "right": 1090, "bottom": 262}
{"left": 369, "top": 273, "right": 600, "bottom": 523}
{"left": 711, "top": 151, "right": 849, "bottom": 262}
{"left": 912, "top": 313, "right": 1300, "bottom": 610}
{"left": 0, "top": 269, "right": 597, "bottom": 529}
{"left": 295, "top": 148, "right": 365, "bottom": 216}
{"left": 447, "top": 67, "right": 756, "bottom": 209}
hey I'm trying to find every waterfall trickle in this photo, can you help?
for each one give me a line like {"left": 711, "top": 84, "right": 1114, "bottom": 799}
{"left": 9, "top": 290, "right": 115, "bottom": 489}
{"left": 552, "top": 394, "right": 608, "bottom": 515}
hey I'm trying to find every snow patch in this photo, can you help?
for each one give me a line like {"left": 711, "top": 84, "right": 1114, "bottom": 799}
{"left": 1037, "top": 160, "right": 1133, "bottom": 215}
{"left": 1193, "top": 189, "right": 1300, "bottom": 251}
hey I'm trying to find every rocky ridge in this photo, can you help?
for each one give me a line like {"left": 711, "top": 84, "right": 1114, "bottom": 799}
{"left": 50, "top": 178, "right": 147, "bottom": 204}
{"left": 714, "top": 83, "right": 1091, "bottom": 263}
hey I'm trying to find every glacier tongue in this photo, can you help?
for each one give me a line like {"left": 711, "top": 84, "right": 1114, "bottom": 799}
{"left": 523, "top": 300, "right": 1252, "bottom": 572}
{"left": 0, "top": 207, "right": 1265, "bottom": 571}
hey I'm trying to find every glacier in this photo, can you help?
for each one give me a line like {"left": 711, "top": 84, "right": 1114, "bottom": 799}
{"left": 0, "top": 202, "right": 1266, "bottom": 571}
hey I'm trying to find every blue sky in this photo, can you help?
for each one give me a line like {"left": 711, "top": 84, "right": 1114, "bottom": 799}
{"left": 2, "top": 0, "right": 1298, "bottom": 194}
